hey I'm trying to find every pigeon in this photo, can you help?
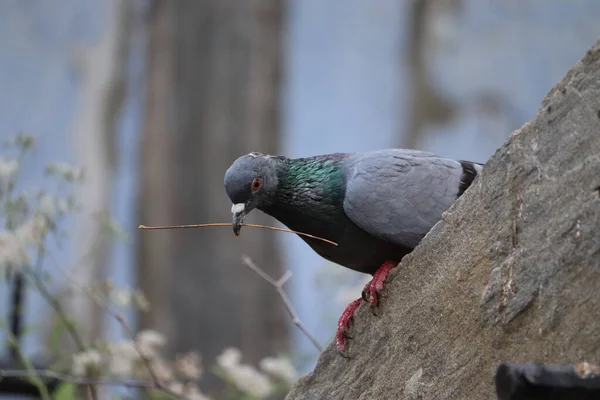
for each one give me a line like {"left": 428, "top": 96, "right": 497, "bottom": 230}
{"left": 224, "top": 149, "right": 483, "bottom": 354}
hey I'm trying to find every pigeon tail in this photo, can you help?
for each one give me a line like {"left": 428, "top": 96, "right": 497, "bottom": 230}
{"left": 457, "top": 160, "right": 483, "bottom": 197}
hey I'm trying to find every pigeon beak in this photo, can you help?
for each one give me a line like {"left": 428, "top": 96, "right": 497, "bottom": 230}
{"left": 231, "top": 203, "right": 246, "bottom": 236}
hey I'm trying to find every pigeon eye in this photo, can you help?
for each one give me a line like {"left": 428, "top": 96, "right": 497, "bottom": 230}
{"left": 251, "top": 178, "right": 263, "bottom": 191}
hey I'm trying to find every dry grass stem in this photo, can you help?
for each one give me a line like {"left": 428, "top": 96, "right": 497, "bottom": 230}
{"left": 138, "top": 223, "right": 338, "bottom": 246}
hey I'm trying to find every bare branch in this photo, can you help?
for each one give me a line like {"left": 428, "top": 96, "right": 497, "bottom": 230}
{"left": 0, "top": 369, "right": 161, "bottom": 390}
{"left": 278, "top": 270, "right": 293, "bottom": 287}
{"left": 241, "top": 256, "right": 323, "bottom": 352}
{"left": 28, "top": 247, "right": 87, "bottom": 351}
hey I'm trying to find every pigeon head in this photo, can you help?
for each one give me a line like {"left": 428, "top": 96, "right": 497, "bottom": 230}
{"left": 224, "top": 152, "right": 280, "bottom": 235}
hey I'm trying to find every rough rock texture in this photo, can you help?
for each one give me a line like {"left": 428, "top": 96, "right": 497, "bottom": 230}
{"left": 286, "top": 40, "right": 600, "bottom": 400}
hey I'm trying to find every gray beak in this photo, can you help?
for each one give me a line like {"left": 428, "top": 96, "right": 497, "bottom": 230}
{"left": 231, "top": 203, "right": 246, "bottom": 236}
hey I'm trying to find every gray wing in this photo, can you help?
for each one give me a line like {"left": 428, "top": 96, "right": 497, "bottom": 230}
{"left": 343, "top": 149, "right": 466, "bottom": 248}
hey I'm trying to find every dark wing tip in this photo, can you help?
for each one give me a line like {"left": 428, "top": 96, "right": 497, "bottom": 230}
{"left": 457, "top": 160, "right": 482, "bottom": 198}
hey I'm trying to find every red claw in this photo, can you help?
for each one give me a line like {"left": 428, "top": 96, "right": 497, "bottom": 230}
{"left": 335, "top": 261, "right": 398, "bottom": 355}
{"left": 363, "top": 260, "right": 397, "bottom": 307}
{"left": 336, "top": 298, "right": 362, "bottom": 354}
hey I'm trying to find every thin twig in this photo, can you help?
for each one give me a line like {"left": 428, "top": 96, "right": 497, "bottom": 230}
{"left": 241, "top": 256, "right": 323, "bottom": 352}
{"left": 139, "top": 223, "right": 338, "bottom": 246}
{"left": 28, "top": 247, "right": 87, "bottom": 351}
{"left": 0, "top": 369, "right": 163, "bottom": 390}
{"left": 29, "top": 236, "right": 97, "bottom": 400}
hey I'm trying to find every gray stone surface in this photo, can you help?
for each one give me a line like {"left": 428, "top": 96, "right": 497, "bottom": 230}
{"left": 286, "top": 40, "right": 600, "bottom": 400}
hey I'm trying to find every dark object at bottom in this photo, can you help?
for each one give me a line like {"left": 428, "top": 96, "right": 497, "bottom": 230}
{"left": 496, "top": 362, "right": 600, "bottom": 400}
{"left": 0, "top": 359, "right": 61, "bottom": 397}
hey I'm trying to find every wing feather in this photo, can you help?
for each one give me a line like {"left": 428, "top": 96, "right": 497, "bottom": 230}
{"left": 343, "top": 149, "right": 466, "bottom": 248}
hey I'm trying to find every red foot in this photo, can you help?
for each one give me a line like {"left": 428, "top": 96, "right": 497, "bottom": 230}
{"left": 362, "top": 261, "right": 397, "bottom": 307}
{"left": 336, "top": 298, "right": 362, "bottom": 353}
{"left": 335, "top": 261, "right": 398, "bottom": 354}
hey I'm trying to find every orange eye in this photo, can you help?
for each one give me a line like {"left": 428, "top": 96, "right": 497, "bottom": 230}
{"left": 251, "top": 178, "right": 263, "bottom": 191}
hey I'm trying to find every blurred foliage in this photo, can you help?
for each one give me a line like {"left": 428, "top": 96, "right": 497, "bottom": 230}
{"left": 0, "top": 132, "right": 297, "bottom": 400}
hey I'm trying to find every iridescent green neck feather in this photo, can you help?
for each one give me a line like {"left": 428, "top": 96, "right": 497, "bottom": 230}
{"left": 260, "top": 155, "right": 347, "bottom": 236}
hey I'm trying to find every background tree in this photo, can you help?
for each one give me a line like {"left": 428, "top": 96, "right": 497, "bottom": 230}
{"left": 69, "top": 0, "right": 131, "bottom": 344}
{"left": 138, "top": 0, "right": 289, "bottom": 391}
{"left": 401, "top": 0, "right": 457, "bottom": 149}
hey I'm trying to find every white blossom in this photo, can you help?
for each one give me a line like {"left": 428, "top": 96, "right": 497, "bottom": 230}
{"left": 216, "top": 347, "right": 242, "bottom": 370}
{"left": 46, "top": 162, "right": 84, "bottom": 182}
{"left": 110, "top": 287, "right": 132, "bottom": 307}
{"left": 151, "top": 358, "right": 174, "bottom": 384}
{"left": 108, "top": 340, "right": 138, "bottom": 358}
{"left": 186, "top": 387, "right": 212, "bottom": 400}
{"left": 229, "top": 364, "right": 272, "bottom": 398}
{"left": 259, "top": 356, "right": 297, "bottom": 384}
{"left": 0, "top": 231, "right": 29, "bottom": 268}
{"left": 57, "top": 199, "right": 71, "bottom": 215}
{"left": 169, "top": 381, "right": 184, "bottom": 396}
{"left": 171, "top": 382, "right": 212, "bottom": 400}
{"left": 216, "top": 347, "right": 272, "bottom": 398}
{"left": 133, "top": 289, "right": 150, "bottom": 311}
{"left": 175, "top": 352, "right": 202, "bottom": 380}
{"left": 16, "top": 214, "right": 48, "bottom": 247}
{"left": 0, "top": 210, "right": 55, "bottom": 272}
{"left": 0, "top": 158, "right": 18, "bottom": 178}
{"left": 38, "top": 194, "right": 55, "bottom": 216}
{"left": 109, "top": 353, "right": 133, "bottom": 376}
{"left": 108, "top": 340, "right": 139, "bottom": 376}
{"left": 72, "top": 349, "right": 103, "bottom": 376}
{"left": 136, "top": 329, "right": 166, "bottom": 359}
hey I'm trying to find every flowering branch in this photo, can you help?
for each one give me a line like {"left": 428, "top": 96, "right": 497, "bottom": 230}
{"left": 42, "top": 253, "right": 188, "bottom": 399}
{"left": 112, "top": 313, "right": 182, "bottom": 399}
{"left": 241, "top": 256, "right": 323, "bottom": 352}
{"left": 59, "top": 274, "right": 184, "bottom": 398}
{"left": 0, "top": 135, "right": 211, "bottom": 400}
{"left": 25, "top": 269, "right": 97, "bottom": 400}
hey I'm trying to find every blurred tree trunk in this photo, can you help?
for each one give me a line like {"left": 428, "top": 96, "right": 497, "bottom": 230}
{"left": 402, "top": 0, "right": 524, "bottom": 149}
{"left": 138, "top": 0, "right": 289, "bottom": 391}
{"left": 402, "top": 0, "right": 458, "bottom": 148}
{"left": 69, "top": 0, "right": 130, "bottom": 342}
